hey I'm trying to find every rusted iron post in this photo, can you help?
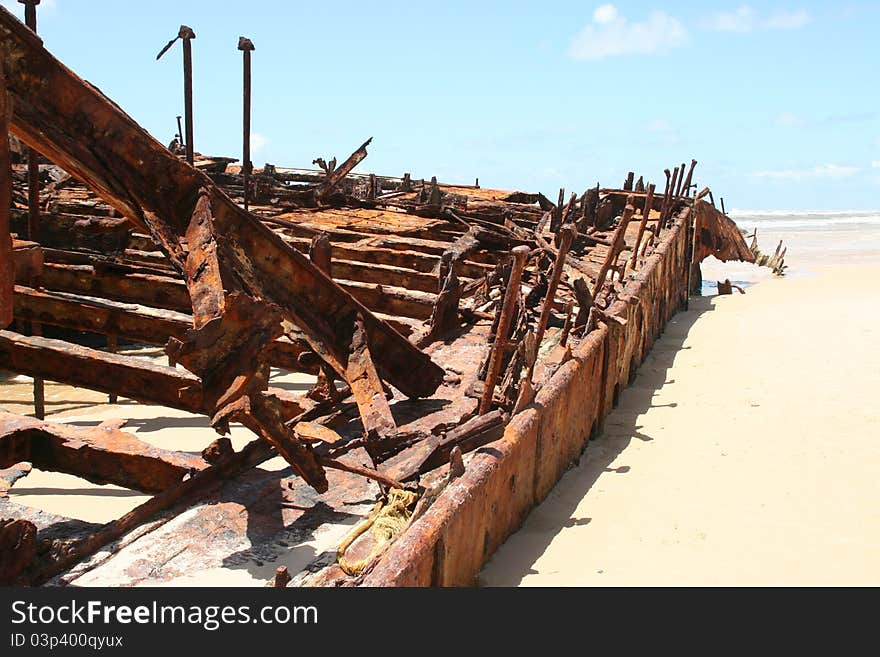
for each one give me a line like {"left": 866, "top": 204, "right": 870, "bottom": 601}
{"left": 628, "top": 183, "right": 655, "bottom": 272}
{"left": 529, "top": 224, "right": 575, "bottom": 379}
{"left": 19, "top": 1, "right": 40, "bottom": 243}
{"left": 29, "top": 321, "right": 44, "bottom": 419}
{"left": 681, "top": 159, "right": 697, "bottom": 198}
{"left": 274, "top": 566, "right": 291, "bottom": 588}
{"left": 665, "top": 166, "right": 680, "bottom": 222}
{"left": 675, "top": 162, "right": 686, "bottom": 197}
{"left": 107, "top": 334, "right": 118, "bottom": 404}
{"left": 658, "top": 168, "right": 671, "bottom": 224}
{"left": 720, "top": 197, "right": 727, "bottom": 215}
{"left": 0, "top": 63, "right": 12, "bottom": 330}
{"left": 238, "top": 37, "right": 254, "bottom": 211}
{"left": 18, "top": 3, "right": 46, "bottom": 408}
{"left": 687, "top": 201, "right": 702, "bottom": 299}
{"left": 181, "top": 27, "right": 195, "bottom": 165}
{"left": 156, "top": 26, "right": 196, "bottom": 164}
{"left": 559, "top": 301, "right": 574, "bottom": 348}
{"left": 479, "top": 245, "right": 529, "bottom": 415}
{"left": 309, "top": 231, "right": 331, "bottom": 277}
{"left": 592, "top": 201, "right": 635, "bottom": 300}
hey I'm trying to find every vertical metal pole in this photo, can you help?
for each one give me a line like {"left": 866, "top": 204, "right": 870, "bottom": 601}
{"left": 107, "top": 334, "right": 118, "bottom": 404}
{"left": 20, "top": 1, "right": 44, "bottom": 418}
{"left": 19, "top": 1, "right": 40, "bottom": 242}
{"left": 180, "top": 26, "right": 196, "bottom": 165}
{"left": 674, "top": 162, "right": 686, "bottom": 198}
{"left": 238, "top": 37, "right": 254, "bottom": 211}
{"left": 30, "top": 321, "right": 44, "bottom": 419}
{"left": 0, "top": 59, "right": 14, "bottom": 330}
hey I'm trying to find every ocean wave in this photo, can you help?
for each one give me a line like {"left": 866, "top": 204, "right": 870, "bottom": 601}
{"left": 729, "top": 209, "right": 879, "bottom": 217}
{"left": 729, "top": 211, "right": 880, "bottom": 229}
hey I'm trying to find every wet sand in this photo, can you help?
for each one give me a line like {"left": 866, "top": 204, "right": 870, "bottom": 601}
{"left": 481, "top": 259, "right": 880, "bottom": 586}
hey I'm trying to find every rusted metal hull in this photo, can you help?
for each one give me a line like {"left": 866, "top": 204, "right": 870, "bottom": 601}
{"left": 362, "top": 206, "right": 693, "bottom": 586}
{"left": 0, "top": 5, "right": 758, "bottom": 586}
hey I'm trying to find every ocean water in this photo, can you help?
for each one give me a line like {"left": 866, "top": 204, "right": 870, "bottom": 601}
{"left": 728, "top": 209, "right": 880, "bottom": 231}
{"left": 699, "top": 209, "right": 880, "bottom": 295}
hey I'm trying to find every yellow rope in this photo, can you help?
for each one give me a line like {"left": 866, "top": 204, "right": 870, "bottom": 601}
{"left": 337, "top": 488, "right": 418, "bottom": 576}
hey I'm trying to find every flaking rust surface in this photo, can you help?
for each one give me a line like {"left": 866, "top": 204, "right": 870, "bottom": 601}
{"left": 57, "top": 454, "right": 378, "bottom": 587}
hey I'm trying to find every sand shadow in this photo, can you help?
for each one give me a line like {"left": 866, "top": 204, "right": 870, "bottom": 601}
{"left": 121, "top": 415, "right": 214, "bottom": 432}
{"left": 481, "top": 295, "right": 716, "bottom": 585}
{"left": 218, "top": 468, "right": 363, "bottom": 583}
{"left": 10, "top": 487, "right": 146, "bottom": 497}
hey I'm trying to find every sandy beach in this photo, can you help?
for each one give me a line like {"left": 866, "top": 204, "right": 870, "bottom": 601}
{"left": 481, "top": 234, "right": 880, "bottom": 585}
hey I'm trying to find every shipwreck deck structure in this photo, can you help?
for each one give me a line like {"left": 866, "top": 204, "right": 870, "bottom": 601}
{"left": 0, "top": 7, "right": 756, "bottom": 586}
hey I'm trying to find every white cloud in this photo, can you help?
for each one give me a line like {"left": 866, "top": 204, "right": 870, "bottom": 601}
{"left": 703, "top": 5, "right": 756, "bottom": 32}
{"left": 702, "top": 5, "right": 810, "bottom": 33}
{"left": 568, "top": 6, "right": 688, "bottom": 60}
{"left": 775, "top": 112, "right": 806, "bottom": 128}
{"left": 251, "top": 132, "right": 269, "bottom": 153}
{"left": 593, "top": 4, "right": 619, "bottom": 24}
{"left": 764, "top": 9, "right": 811, "bottom": 30}
{"left": 754, "top": 164, "right": 861, "bottom": 181}
{"left": 872, "top": 161, "right": 880, "bottom": 169}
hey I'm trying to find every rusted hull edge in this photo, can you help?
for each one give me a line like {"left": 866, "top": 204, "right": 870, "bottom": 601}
{"left": 362, "top": 208, "right": 692, "bottom": 586}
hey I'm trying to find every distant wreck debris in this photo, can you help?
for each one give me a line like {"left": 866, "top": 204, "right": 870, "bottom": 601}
{"left": 0, "top": 6, "right": 761, "bottom": 586}
{"left": 748, "top": 232, "right": 788, "bottom": 276}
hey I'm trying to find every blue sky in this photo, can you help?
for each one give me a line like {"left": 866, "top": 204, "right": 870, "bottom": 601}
{"left": 2, "top": 0, "right": 878, "bottom": 210}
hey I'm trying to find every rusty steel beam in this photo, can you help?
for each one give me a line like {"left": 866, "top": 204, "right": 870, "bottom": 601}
{"left": 0, "top": 412, "right": 208, "bottom": 493}
{"left": 592, "top": 201, "right": 636, "bottom": 300}
{"left": 628, "top": 183, "right": 656, "bottom": 272}
{"left": 35, "top": 261, "right": 437, "bottom": 323}
{"left": 12, "top": 285, "right": 317, "bottom": 373}
{"left": 0, "top": 10, "right": 443, "bottom": 403}
{"left": 36, "top": 263, "right": 192, "bottom": 311}
{"left": 14, "top": 284, "right": 186, "bottom": 344}
{"left": 0, "top": 330, "right": 308, "bottom": 419}
{"left": 531, "top": 224, "right": 575, "bottom": 363}
{"left": 9, "top": 208, "right": 132, "bottom": 253}
{"left": 344, "top": 313, "right": 397, "bottom": 457}
{"left": 479, "top": 246, "right": 530, "bottom": 415}
{"left": 26, "top": 260, "right": 417, "bottom": 342}
{"left": 315, "top": 138, "right": 372, "bottom": 202}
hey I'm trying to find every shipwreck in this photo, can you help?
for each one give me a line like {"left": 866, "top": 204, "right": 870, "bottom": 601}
{"left": 0, "top": 7, "right": 761, "bottom": 586}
